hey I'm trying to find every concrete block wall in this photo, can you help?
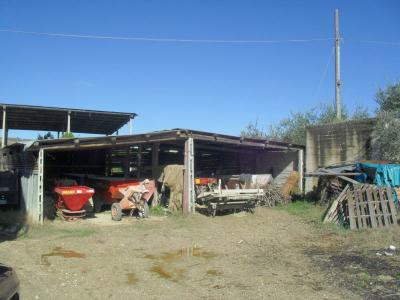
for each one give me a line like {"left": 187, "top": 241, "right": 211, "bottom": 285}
{"left": 255, "top": 150, "right": 299, "bottom": 187}
{"left": 305, "top": 119, "right": 375, "bottom": 192}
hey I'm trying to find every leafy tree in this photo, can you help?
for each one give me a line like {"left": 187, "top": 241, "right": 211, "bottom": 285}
{"left": 352, "top": 105, "right": 371, "bottom": 120}
{"left": 375, "top": 82, "right": 400, "bottom": 112}
{"left": 37, "top": 132, "right": 54, "bottom": 140}
{"left": 372, "top": 81, "right": 400, "bottom": 162}
{"left": 241, "top": 103, "right": 370, "bottom": 145}
{"left": 240, "top": 119, "right": 268, "bottom": 139}
{"left": 62, "top": 132, "right": 75, "bottom": 139}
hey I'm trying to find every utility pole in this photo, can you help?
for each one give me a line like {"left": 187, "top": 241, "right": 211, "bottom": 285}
{"left": 335, "top": 8, "right": 342, "bottom": 119}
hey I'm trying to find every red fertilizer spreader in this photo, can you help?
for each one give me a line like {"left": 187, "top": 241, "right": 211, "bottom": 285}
{"left": 54, "top": 186, "right": 95, "bottom": 220}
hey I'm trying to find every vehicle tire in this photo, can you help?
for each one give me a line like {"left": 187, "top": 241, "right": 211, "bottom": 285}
{"left": 143, "top": 202, "right": 149, "bottom": 218}
{"left": 111, "top": 203, "right": 122, "bottom": 221}
{"left": 93, "top": 195, "right": 103, "bottom": 213}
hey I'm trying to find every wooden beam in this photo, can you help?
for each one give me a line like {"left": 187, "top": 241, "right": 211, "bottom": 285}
{"left": 319, "top": 168, "right": 360, "bottom": 185}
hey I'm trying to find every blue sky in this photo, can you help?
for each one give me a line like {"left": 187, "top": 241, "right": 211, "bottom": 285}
{"left": 0, "top": 0, "right": 399, "bottom": 139}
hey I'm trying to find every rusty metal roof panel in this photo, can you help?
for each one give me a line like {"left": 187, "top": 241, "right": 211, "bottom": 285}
{"left": 1, "top": 103, "right": 137, "bottom": 135}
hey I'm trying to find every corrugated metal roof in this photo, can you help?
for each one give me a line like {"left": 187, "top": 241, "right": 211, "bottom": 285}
{"left": 1, "top": 103, "right": 136, "bottom": 135}
{"left": 28, "top": 128, "right": 304, "bottom": 151}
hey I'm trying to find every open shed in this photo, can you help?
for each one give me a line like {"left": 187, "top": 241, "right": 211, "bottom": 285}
{"left": 1, "top": 103, "right": 137, "bottom": 147}
{"left": 21, "top": 129, "right": 305, "bottom": 223}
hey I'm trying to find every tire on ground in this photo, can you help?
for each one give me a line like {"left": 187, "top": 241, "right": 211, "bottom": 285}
{"left": 93, "top": 194, "right": 103, "bottom": 213}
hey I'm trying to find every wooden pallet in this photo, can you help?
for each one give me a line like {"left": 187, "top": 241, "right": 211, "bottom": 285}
{"left": 347, "top": 186, "right": 398, "bottom": 229}
{"left": 323, "top": 184, "right": 350, "bottom": 223}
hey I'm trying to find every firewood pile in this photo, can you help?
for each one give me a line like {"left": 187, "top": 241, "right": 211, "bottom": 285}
{"left": 257, "top": 185, "right": 290, "bottom": 207}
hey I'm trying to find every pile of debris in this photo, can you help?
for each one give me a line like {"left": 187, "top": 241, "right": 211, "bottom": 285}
{"left": 195, "top": 172, "right": 297, "bottom": 216}
{"left": 259, "top": 185, "right": 290, "bottom": 207}
{"left": 324, "top": 183, "right": 397, "bottom": 229}
{"left": 308, "top": 164, "right": 399, "bottom": 230}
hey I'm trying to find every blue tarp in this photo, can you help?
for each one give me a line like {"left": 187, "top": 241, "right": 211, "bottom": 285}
{"left": 355, "top": 162, "right": 400, "bottom": 204}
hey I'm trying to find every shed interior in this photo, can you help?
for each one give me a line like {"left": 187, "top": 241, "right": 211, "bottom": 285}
{"left": 40, "top": 139, "right": 300, "bottom": 219}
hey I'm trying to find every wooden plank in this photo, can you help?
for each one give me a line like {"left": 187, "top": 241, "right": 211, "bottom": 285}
{"left": 359, "top": 187, "right": 370, "bottom": 227}
{"left": 353, "top": 188, "right": 361, "bottom": 228}
{"left": 329, "top": 192, "right": 349, "bottom": 223}
{"left": 385, "top": 187, "right": 398, "bottom": 226}
{"left": 355, "top": 188, "right": 366, "bottom": 228}
{"left": 319, "top": 168, "right": 361, "bottom": 185}
{"left": 347, "top": 190, "right": 357, "bottom": 230}
{"left": 373, "top": 188, "right": 383, "bottom": 227}
{"left": 365, "top": 187, "right": 377, "bottom": 228}
{"left": 378, "top": 188, "right": 391, "bottom": 226}
{"left": 324, "top": 184, "right": 349, "bottom": 223}
{"left": 306, "top": 172, "right": 362, "bottom": 176}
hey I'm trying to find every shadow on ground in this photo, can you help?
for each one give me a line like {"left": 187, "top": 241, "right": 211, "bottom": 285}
{"left": 305, "top": 247, "right": 400, "bottom": 300}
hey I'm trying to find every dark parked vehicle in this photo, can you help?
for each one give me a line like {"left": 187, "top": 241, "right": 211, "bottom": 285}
{"left": 0, "top": 264, "right": 20, "bottom": 300}
{"left": 0, "top": 171, "right": 19, "bottom": 207}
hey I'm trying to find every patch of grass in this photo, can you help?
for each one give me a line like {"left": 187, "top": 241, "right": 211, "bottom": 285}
{"left": 277, "top": 200, "right": 348, "bottom": 233}
{"left": 57, "top": 228, "right": 97, "bottom": 239}
{"left": 18, "top": 223, "right": 97, "bottom": 240}
{"left": 150, "top": 205, "right": 166, "bottom": 216}
{"left": 358, "top": 271, "right": 372, "bottom": 282}
{"left": 278, "top": 200, "right": 324, "bottom": 223}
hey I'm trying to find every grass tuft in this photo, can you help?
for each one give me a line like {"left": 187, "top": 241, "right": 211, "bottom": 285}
{"left": 150, "top": 205, "right": 166, "bottom": 216}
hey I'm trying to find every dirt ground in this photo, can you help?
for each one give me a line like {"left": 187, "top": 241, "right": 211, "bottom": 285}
{"left": 0, "top": 206, "right": 399, "bottom": 300}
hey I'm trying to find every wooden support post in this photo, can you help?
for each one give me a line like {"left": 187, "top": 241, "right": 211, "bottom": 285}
{"left": 183, "top": 137, "right": 195, "bottom": 215}
{"left": 298, "top": 149, "right": 304, "bottom": 194}
{"left": 37, "top": 148, "right": 44, "bottom": 224}
{"left": 1, "top": 106, "right": 7, "bottom": 148}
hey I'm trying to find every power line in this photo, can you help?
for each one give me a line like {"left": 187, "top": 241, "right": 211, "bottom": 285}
{"left": 313, "top": 47, "right": 335, "bottom": 101}
{"left": 0, "top": 28, "right": 334, "bottom": 44}
{"left": 345, "top": 38, "right": 400, "bottom": 47}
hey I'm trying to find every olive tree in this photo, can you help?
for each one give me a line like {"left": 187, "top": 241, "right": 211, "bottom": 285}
{"left": 241, "top": 103, "right": 370, "bottom": 145}
{"left": 372, "top": 81, "right": 400, "bottom": 161}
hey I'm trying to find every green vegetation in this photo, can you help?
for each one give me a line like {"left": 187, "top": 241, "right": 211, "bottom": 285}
{"left": 277, "top": 200, "right": 324, "bottom": 224}
{"left": 372, "top": 81, "right": 400, "bottom": 162}
{"left": 241, "top": 81, "right": 400, "bottom": 160}
{"left": 241, "top": 103, "right": 370, "bottom": 145}
{"left": 61, "top": 132, "right": 74, "bottom": 139}
{"left": 277, "top": 200, "right": 349, "bottom": 234}
{"left": 358, "top": 272, "right": 372, "bottom": 282}
{"left": 150, "top": 205, "right": 166, "bottom": 216}
{"left": 19, "top": 223, "right": 96, "bottom": 240}
{"left": 37, "top": 132, "right": 54, "bottom": 140}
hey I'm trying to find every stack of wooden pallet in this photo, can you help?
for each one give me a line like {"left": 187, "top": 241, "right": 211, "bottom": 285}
{"left": 324, "top": 184, "right": 398, "bottom": 229}
{"left": 323, "top": 184, "right": 351, "bottom": 224}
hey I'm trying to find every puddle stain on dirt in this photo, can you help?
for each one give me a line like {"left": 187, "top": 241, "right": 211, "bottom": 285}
{"left": 145, "top": 246, "right": 217, "bottom": 282}
{"left": 41, "top": 247, "right": 85, "bottom": 266}
{"left": 150, "top": 265, "right": 184, "bottom": 282}
{"left": 206, "top": 269, "right": 222, "bottom": 276}
{"left": 126, "top": 272, "right": 139, "bottom": 285}
{"left": 145, "top": 246, "right": 217, "bottom": 263}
